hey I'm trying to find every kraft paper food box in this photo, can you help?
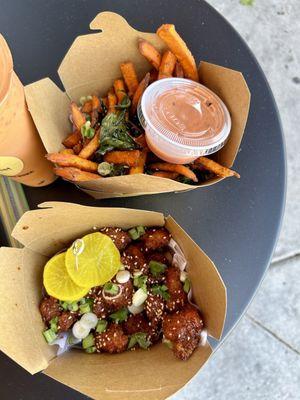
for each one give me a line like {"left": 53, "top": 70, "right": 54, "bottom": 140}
{"left": 24, "top": 11, "right": 250, "bottom": 199}
{"left": 0, "top": 202, "right": 226, "bottom": 400}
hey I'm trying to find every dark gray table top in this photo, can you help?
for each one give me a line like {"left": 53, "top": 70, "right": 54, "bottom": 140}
{"left": 0, "top": 0, "right": 286, "bottom": 398}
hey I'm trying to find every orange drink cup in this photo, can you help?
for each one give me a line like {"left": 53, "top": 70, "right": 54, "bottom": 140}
{"left": 0, "top": 35, "right": 55, "bottom": 186}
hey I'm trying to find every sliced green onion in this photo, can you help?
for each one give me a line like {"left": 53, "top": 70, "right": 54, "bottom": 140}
{"left": 149, "top": 260, "right": 167, "bottom": 277}
{"left": 183, "top": 278, "right": 191, "bottom": 294}
{"left": 81, "top": 121, "right": 95, "bottom": 139}
{"left": 136, "top": 226, "right": 145, "bottom": 236}
{"left": 128, "top": 332, "right": 151, "bottom": 350}
{"left": 96, "top": 320, "right": 108, "bottom": 333}
{"left": 67, "top": 301, "right": 79, "bottom": 312}
{"left": 60, "top": 301, "right": 69, "bottom": 310}
{"left": 49, "top": 317, "right": 58, "bottom": 333}
{"left": 79, "top": 303, "right": 91, "bottom": 314}
{"left": 98, "top": 162, "right": 113, "bottom": 176}
{"left": 85, "top": 346, "right": 96, "bottom": 354}
{"left": 133, "top": 275, "right": 147, "bottom": 293}
{"left": 43, "top": 329, "right": 57, "bottom": 344}
{"left": 79, "top": 298, "right": 86, "bottom": 305}
{"left": 103, "top": 282, "right": 119, "bottom": 295}
{"left": 128, "top": 228, "right": 139, "bottom": 240}
{"left": 82, "top": 333, "right": 95, "bottom": 349}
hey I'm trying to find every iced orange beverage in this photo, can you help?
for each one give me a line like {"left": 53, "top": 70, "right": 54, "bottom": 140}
{"left": 0, "top": 35, "right": 55, "bottom": 186}
{"left": 138, "top": 78, "right": 231, "bottom": 164}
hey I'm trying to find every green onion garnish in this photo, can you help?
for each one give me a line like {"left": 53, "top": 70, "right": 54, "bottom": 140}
{"left": 96, "top": 320, "right": 108, "bottom": 333}
{"left": 85, "top": 346, "right": 96, "bottom": 354}
{"left": 128, "top": 226, "right": 145, "bottom": 240}
{"left": 149, "top": 260, "right": 167, "bottom": 277}
{"left": 60, "top": 301, "right": 69, "bottom": 310}
{"left": 109, "top": 308, "right": 128, "bottom": 323}
{"left": 49, "top": 316, "right": 58, "bottom": 333}
{"left": 163, "top": 338, "right": 173, "bottom": 349}
{"left": 82, "top": 333, "right": 95, "bottom": 349}
{"left": 43, "top": 329, "right": 57, "bottom": 344}
{"left": 81, "top": 121, "right": 95, "bottom": 139}
{"left": 98, "top": 162, "right": 113, "bottom": 176}
{"left": 67, "top": 301, "right": 79, "bottom": 312}
{"left": 183, "top": 278, "right": 191, "bottom": 294}
{"left": 103, "top": 282, "right": 119, "bottom": 295}
{"left": 79, "top": 303, "right": 91, "bottom": 314}
{"left": 128, "top": 332, "right": 151, "bottom": 350}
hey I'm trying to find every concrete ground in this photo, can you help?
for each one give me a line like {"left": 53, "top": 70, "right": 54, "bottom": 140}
{"left": 173, "top": 1, "right": 300, "bottom": 399}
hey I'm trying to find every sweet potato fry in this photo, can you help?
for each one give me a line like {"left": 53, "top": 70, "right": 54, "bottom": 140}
{"left": 138, "top": 39, "right": 162, "bottom": 70}
{"left": 131, "top": 72, "right": 150, "bottom": 115}
{"left": 73, "top": 142, "right": 83, "bottom": 155}
{"left": 157, "top": 24, "right": 199, "bottom": 81}
{"left": 92, "top": 95, "right": 101, "bottom": 111}
{"left": 60, "top": 148, "right": 74, "bottom": 155}
{"left": 149, "top": 68, "right": 158, "bottom": 83}
{"left": 71, "top": 102, "right": 86, "bottom": 130}
{"left": 103, "top": 150, "right": 141, "bottom": 167}
{"left": 152, "top": 171, "right": 179, "bottom": 180}
{"left": 129, "top": 149, "right": 148, "bottom": 174}
{"left": 81, "top": 100, "right": 92, "bottom": 113}
{"left": 46, "top": 153, "right": 98, "bottom": 172}
{"left": 175, "top": 61, "right": 184, "bottom": 78}
{"left": 54, "top": 167, "right": 100, "bottom": 182}
{"left": 113, "top": 79, "right": 127, "bottom": 103}
{"left": 107, "top": 88, "right": 117, "bottom": 114}
{"left": 149, "top": 162, "right": 198, "bottom": 182}
{"left": 62, "top": 130, "right": 81, "bottom": 148}
{"left": 78, "top": 131, "right": 100, "bottom": 159}
{"left": 158, "top": 50, "right": 177, "bottom": 79}
{"left": 120, "top": 62, "right": 139, "bottom": 97}
{"left": 194, "top": 157, "right": 240, "bottom": 178}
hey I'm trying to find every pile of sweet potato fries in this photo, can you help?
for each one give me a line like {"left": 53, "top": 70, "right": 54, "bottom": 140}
{"left": 46, "top": 24, "right": 240, "bottom": 184}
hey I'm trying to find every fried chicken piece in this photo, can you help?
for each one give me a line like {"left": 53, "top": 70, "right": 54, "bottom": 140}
{"left": 141, "top": 228, "right": 171, "bottom": 251}
{"left": 58, "top": 311, "right": 78, "bottom": 332}
{"left": 95, "top": 323, "right": 128, "bottom": 353}
{"left": 121, "top": 244, "right": 148, "bottom": 274}
{"left": 147, "top": 273, "right": 166, "bottom": 286}
{"left": 39, "top": 296, "right": 61, "bottom": 323}
{"left": 165, "top": 267, "right": 187, "bottom": 312}
{"left": 146, "top": 251, "right": 170, "bottom": 266}
{"left": 92, "top": 293, "right": 111, "bottom": 319}
{"left": 100, "top": 227, "right": 132, "bottom": 251}
{"left": 162, "top": 304, "right": 203, "bottom": 360}
{"left": 145, "top": 294, "right": 165, "bottom": 323}
{"left": 103, "top": 280, "right": 133, "bottom": 312}
{"left": 123, "top": 314, "right": 160, "bottom": 344}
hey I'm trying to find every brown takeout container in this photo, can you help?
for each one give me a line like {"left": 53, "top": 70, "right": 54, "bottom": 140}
{"left": 24, "top": 11, "right": 250, "bottom": 199}
{"left": 0, "top": 202, "right": 226, "bottom": 400}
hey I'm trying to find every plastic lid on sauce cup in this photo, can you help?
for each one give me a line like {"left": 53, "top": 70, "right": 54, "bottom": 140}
{"left": 138, "top": 78, "right": 231, "bottom": 164}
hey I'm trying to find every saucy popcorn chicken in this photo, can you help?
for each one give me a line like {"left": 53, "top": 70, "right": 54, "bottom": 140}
{"left": 162, "top": 304, "right": 204, "bottom": 360}
{"left": 95, "top": 323, "right": 128, "bottom": 353}
{"left": 40, "top": 224, "right": 207, "bottom": 361}
{"left": 165, "top": 267, "right": 187, "bottom": 312}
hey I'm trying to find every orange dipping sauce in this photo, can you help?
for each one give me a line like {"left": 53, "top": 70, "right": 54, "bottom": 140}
{"left": 138, "top": 78, "right": 231, "bottom": 164}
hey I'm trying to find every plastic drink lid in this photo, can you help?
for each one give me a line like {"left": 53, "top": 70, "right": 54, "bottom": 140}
{"left": 138, "top": 78, "right": 231, "bottom": 163}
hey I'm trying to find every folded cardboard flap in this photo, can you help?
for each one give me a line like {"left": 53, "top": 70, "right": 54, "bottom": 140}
{"left": 0, "top": 247, "right": 56, "bottom": 374}
{"left": 24, "top": 11, "right": 250, "bottom": 199}
{"left": 12, "top": 202, "right": 165, "bottom": 257}
{"left": 2, "top": 202, "right": 226, "bottom": 399}
{"left": 199, "top": 62, "right": 251, "bottom": 168}
{"left": 44, "top": 341, "right": 212, "bottom": 400}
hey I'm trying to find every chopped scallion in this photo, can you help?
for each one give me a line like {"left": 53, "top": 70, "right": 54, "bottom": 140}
{"left": 85, "top": 346, "right": 96, "bottom": 354}
{"left": 149, "top": 260, "right": 167, "bottom": 277}
{"left": 183, "top": 278, "right": 191, "bottom": 294}
{"left": 96, "top": 320, "right": 108, "bottom": 333}
{"left": 79, "top": 303, "right": 91, "bottom": 314}
{"left": 82, "top": 333, "right": 95, "bottom": 349}
{"left": 43, "top": 329, "right": 57, "bottom": 344}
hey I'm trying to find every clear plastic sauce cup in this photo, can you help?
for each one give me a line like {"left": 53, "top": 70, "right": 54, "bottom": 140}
{"left": 138, "top": 78, "right": 231, "bottom": 164}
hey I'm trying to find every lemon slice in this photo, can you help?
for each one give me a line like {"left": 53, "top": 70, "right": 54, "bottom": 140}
{"left": 43, "top": 252, "right": 89, "bottom": 301}
{"left": 65, "top": 232, "right": 121, "bottom": 288}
